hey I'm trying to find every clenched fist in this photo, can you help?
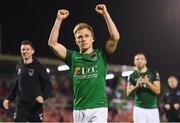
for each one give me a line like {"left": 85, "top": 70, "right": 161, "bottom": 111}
{"left": 57, "top": 9, "right": 69, "bottom": 20}
{"left": 95, "top": 4, "right": 108, "bottom": 15}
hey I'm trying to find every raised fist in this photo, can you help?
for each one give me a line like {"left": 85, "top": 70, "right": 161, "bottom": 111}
{"left": 57, "top": 9, "right": 69, "bottom": 20}
{"left": 95, "top": 4, "right": 108, "bottom": 15}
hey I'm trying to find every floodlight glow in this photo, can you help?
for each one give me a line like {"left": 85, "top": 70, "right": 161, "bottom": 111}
{"left": 46, "top": 68, "right": 50, "bottom": 73}
{"left": 57, "top": 65, "right": 70, "bottom": 71}
{"left": 121, "top": 71, "right": 134, "bottom": 77}
{"left": 106, "top": 73, "right": 115, "bottom": 80}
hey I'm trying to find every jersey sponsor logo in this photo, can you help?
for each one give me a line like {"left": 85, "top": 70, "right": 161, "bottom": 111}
{"left": 75, "top": 67, "right": 81, "bottom": 75}
{"left": 74, "top": 65, "right": 98, "bottom": 80}
{"left": 81, "top": 65, "right": 97, "bottom": 75}
{"left": 28, "top": 69, "right": 34, "bottom": 76}
{"left": 74, "top": 65, "right": 97, "bottom": 75}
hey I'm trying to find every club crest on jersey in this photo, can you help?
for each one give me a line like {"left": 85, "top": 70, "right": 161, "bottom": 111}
{"left": 28, "top": 69, "right": 34, "bottom": 76}
{"left": 156, "top": 72, "right": 160, "bottom": 80}
{"left": 89, "top": 53, "right": 97, "bottom": 61}
{"left": 17, "top": 69, "right": 21, "bottom": 75}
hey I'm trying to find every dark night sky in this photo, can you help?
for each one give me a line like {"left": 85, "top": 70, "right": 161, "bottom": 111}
{"left": 1, "top": 0, "right": 180, "bottom": 82}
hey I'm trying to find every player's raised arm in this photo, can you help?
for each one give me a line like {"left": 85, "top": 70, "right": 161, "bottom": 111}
{"left": 95, "top": 4, "right": 120, "bottom": 54}
{"left": 48, "top": 9, "right": 69, "bottom": 60}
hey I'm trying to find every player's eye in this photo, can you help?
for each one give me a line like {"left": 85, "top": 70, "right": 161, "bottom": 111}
{"left": 77, "top": 35, "right": 83, "bottom": 39}
{"left": 85, "top": 34, "right": 89, "bottom": 38}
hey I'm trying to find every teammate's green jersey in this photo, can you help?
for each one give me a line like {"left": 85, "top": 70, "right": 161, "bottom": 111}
{"left": 128, "top": 69, "right": 160, "bottom": 108}
{"left": 64, "top": 49, "right": 108, "bottom": 110}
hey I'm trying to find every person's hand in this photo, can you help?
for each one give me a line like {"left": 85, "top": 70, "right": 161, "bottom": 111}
{"left": 136, "top": 77, "right": 143, "bottom": 87}
{"left": 57, "top": 9, "right": 69, "bottom": 20}
{"left": 141, "top": 75, "right": 149, "bottom": 85}
{"left": 164, "top": 104, "right": 171, "bottom": 110}
{"left": 3, "top": 99, "right": 9, "bottom": 110}
{"left": 95, "top": 4, "right": 108, "bottom": 16}
{"left": 36, "top": 96, "right": 44, "bottom": 104}
{"left": 174, "top": 103, "right": 180, "bottom": 110}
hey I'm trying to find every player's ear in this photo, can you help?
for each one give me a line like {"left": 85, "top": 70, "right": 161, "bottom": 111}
{"left": 74, "top": 37, "right": 78, "bottom": 45}
{"left": 32, "top": 49, "right": 35, "bottom": 54}
{"left": 145, "top": 59, "right": 147, "bottom": 65}
{"left": 133, "top": 60, "right": 136, "bottom": 66}
{"left": 75, "top": 40, "right": 78, "bottom": 45}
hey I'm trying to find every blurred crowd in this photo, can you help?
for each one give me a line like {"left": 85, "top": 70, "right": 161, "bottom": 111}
{"left": 0, "top": 72, "right": 180, "bottom": 122}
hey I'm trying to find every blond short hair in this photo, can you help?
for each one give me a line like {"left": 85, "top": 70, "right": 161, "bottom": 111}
{"left": 73, "top": 23, "right": 94, "bottom": 39}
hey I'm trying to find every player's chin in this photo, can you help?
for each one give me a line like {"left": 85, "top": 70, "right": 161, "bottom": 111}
{"left": 22, "top": 56, "right": 30, "bottom": 60}
{"left": 81, "top": 46, "right": 89, "bottom": 51}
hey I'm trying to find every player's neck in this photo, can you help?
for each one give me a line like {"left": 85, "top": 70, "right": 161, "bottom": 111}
{"left": 137, "top": 66, "right": 147, "bottom": 73}
{"left": 23, "top": 57, "right": 33, "bottom": 64}
{"left": 80, "top": 47, "right": 94, "bottom": 54}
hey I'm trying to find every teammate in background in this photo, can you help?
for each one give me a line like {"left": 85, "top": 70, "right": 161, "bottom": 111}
{"left": 127, "top": 53, "right": 161, "bottom": 123}
{"left": 3, "top": 40, "right": 52, "bottom": 122}
{"left": 160, "top": 75, "right": 180, "bottom": 122}
{"left": 48, "top": 4, "right": 120, "bottom": 123}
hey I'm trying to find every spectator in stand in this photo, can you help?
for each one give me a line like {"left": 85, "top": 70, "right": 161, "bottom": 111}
{"left": 160, "top": 75, "right": 180, "bottom": 122}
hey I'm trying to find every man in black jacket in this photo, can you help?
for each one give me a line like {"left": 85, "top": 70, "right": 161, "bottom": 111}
{"left": 160, "top": 75, "right": 180, "bottom": 122}
{"left": 3, "top": 40, "right": 52, "bottom": 122}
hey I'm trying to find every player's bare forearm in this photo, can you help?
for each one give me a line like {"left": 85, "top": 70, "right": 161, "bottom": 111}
{"left": 49, "top": 9, "right": 69, "bottom": 47}
{"left": 104, "top": 13, "right": 120, "bottom": 54}
{"left": 103, "top": 12, "right": 120, "bottom": 42}
{"left": 95, "top": 4, "right": 120, "bottom": 54}
{"left": 146, "top": 81, "right": 161, "bottom": 95}
{"left": 96, "top": 4, "right": 120, "bottom": 41}
{"left": 48, "top": 19, "right": 62, "bottom": 47}
{"left": 48, "top": 9, "right": 69, "bottom": 60}
{"left": 127, "top": 85, "right": 139, "bottom": 96}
